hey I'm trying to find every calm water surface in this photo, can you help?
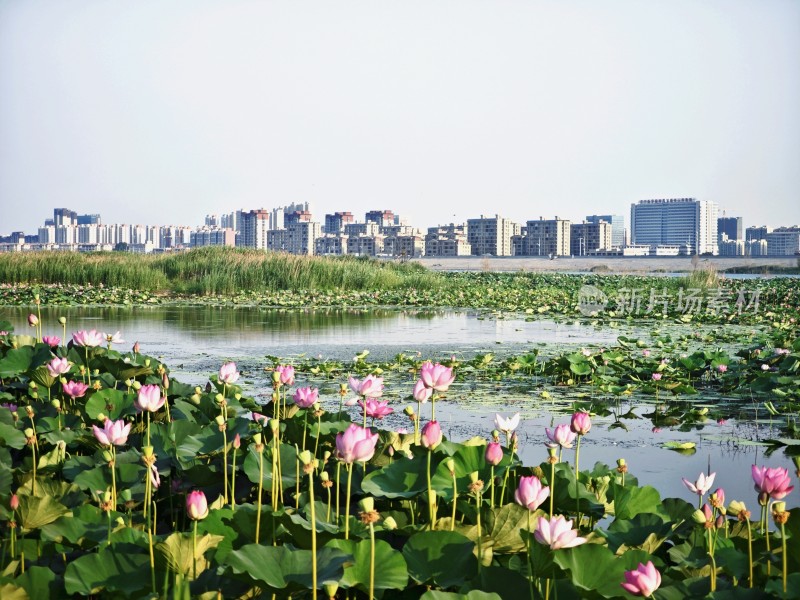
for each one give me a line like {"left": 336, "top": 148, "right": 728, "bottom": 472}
{"left": 2, "top": 305, "right": 796, "bottom": 508}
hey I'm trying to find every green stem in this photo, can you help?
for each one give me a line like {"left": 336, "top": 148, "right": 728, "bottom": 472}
{"left": 345, "top": 463, "right": 352, "bottom": 540}
{"left": 427, "top": 450, "right": 435, "bottom": 529}
{"left": 314, "top": 413, "right": 321, "bottom": 459}
{"left": 222, "top": 428, "right": 228, "bottom": 505}
{"left": 781, "top": 521, "right": 787, "bottom": 593}
{"left": 490, "top": 466, "right": 495, "bottom": 509}
{"left": 335, "top": 462, "right": 342, "bottom": 523}
{"left": 746, "top": 518, "right": 753, "bottom": 588}
{"left": 575, "top": 435, "right": 581, "bottom": 521}
{"left": 231, "top": 447, "right": 237, "bottom": 511}
{"left": 110, "top": 446, "right": 117, "bottom": 510}
{"left": 302, "top": 411, "right": 308, "bottom": 452}
{"left": 707, "top": 527, "right": 717, "bottom": 592}
{"left": 148, "top": 501, "right": 156, "bottom": 595}
{"left": 192, "top": 519, "right": 198, "bottom": 580}
{"left": 309, "top": 469, "right": 318, "bottom": 600}
{"left": 30, "top": 441, "right": 37, "bottom": 497}
{"left": 256, "top": 446, "right": 264, "bottom": 543}
{"left": 326, "top": 484, "right": 332, "bottom": 523}
{"left": 85, "top": 347, "right": 91, "bottom": 386}
{"left": 527, "top": 510, "right": 534, "bottom": 600}
{"left": 451, "top": 469, "right": 458, "bottom": 531}
{"left": 764, "top": 504, "right": 771, "bottom": 577}
{"left": 369, "top": 521, "right": 376, "bottom": 600}
{"left": 475, "top": 490, "right": 483, "bottom": 574}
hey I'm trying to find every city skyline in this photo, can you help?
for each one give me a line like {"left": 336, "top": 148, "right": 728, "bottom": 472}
{"left": 1, "top": 1, "right": 799, "bottom": 233}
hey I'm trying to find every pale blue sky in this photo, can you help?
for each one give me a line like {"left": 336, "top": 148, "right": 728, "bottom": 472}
{"left": 1, "top": 0, "right": 798, "bottom": 234}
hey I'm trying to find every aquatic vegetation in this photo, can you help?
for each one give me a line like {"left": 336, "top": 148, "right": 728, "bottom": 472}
{"left": 0, "top": 315, "right": 798, "bottom": 598}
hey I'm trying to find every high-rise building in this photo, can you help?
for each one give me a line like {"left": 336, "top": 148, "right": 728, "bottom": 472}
{"left": 718, "top": 217, "right": 743, "bottom": 242}
{"left": 425, "top": 224, "right": 471, "bottom": 257}
{"left": 240, "top": 210, "right": 270, "bottom": 249}
{"left": 286, "top": 221, "right": 321, "bottom": 255}
{"left": 285, "top": 211, "right": 312, "bottom": 225}
{"left": 746, "top": 226, "right": 771, "bottom": 242}
{"left": 365, "top": 210, "right": 396, "bottom": 227}
{"left": 77, "top": 214, "right": 101, "bottom": 225}
{"left": 513, "top": 217, "right": 571, "bottom": 257}
{"left": 324, "top": 212, "right": 355, "bottom": 234}
{"left": 585, "top": 215, "right": 624, "bottom": 248}
{"left": 466, "top": 215, "right": 520, "bottom": 256}
{"left": 53, "top": 208, "right": 77, "bottom": 227}
{"left": 570, "top": 221, "right": 611, "bottom": 256}
{"left": 766, "top": 227, "right": 800, "bottom": 256}
{"left": 630, "top": 198, "right": 718, "bottom": 255}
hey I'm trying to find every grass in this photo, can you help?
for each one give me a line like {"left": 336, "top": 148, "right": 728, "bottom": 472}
{"left": 0, "top": 247, "right": 443, "bottom": 294}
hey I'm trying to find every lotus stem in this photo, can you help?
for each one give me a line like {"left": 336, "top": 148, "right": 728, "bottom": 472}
{"left": 313, "top": 412, "right": 321, "bottom": 459}
{"left": 549, "top": 461, "right": 555, "bottom": 517}
{"left": 451, "top": 469, "right": 458, "bottom": 532}
{"left": 148, "top": 501, "right": 156, "bottom": 594}
{"left": 781, "top": 521, "right": 787, "bottom": 593}
{"left": 192, "top": 519, "right": 198, "bottom": 580}
{"left": 302, "top": 411, "right": 309, "bottom": 452}
{"left": 527, "top": 510, "right": 534, "bottom": 600}
{"left": 415, "top": 399, "right": 422, "bottom": 443}
{"left": 295, "top": 446, "right": 301, "bottom": 509}
{"left": 575, "top": 434, "right": 581, "bottom": 520}
{"left": 345, "top": 463, "right": 353, "bottom": 540}
{"left": 256, "top": 442, "right": 264, "bottom": 543}
{"left": 231, "top": 445, "right": 238, "bottom": 512}
{"left": 706, "top": 527, "right": 717, "bottom": 592}
{"left": 308, "top": 469, "right": 318, "bottom": 600}
{"left": 110, "top": 446, "right": 117, "bottom": 509}
{"left": 335, "top": 462, "right": 342, "bottom": 523}
{"left": 30, "top": 439, "right": 37, "bottom": 497}
{"left": 369, "top": 520, "right": 376, "bottom": 600}
{"left": 499, "top": 468, "right": 510, "bottom": 505}
{"left": 764, "top": 503, "right": 771, "bottom": 577}
{"left": 427, "top": 449, "right": 435, "bottom": 529}
{"left": 326, "top": 482, "right": 332, "bottom": 523}
{"left": 475, "top": 488, "right": 483, "bottom": 574}
{"left": 107, "top": 509, "right": 112, "bottom": 546}
{"left": 222, "top": 429, "right": 228, "bottom": 506}
{"left": 489, "top": 466, "right": 495, "bottom": 509}
{"left": 746, "top": 517, "right": 753, "bottom": 587}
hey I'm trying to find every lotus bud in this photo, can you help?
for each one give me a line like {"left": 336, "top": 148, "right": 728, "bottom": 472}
{"left": 233, "top": 433, "right": 241, "bottom": 449}
{"left": 132, "top": 341, "right": 140, "bottom": 354}
{"left": 445, "top": 457, "right": 455, "bottom": 475}
{"left": 758, "top": 491, "right": 769, "bottom": 506}
{"left": 28, "top": 314, "right": 38, "bottom": 327}
{"left": 692, "top": 509, "right": 708, "bottom": 524}
{"left": 162, "top": 373, "right": 170, "bottom": 390}
{"left": 298, "top": 450, "right": 314, "bottom": 466}
{"left": 383, "top": 516, "right": 398, "bottom": 530}
{"left": 58, "top": 316, "right": 67, "bottom": 325}
{"left": 132, "top": 381, "right": 142, "bottom": 390}
{"left": 59, "top": 376, "right": 67, "bottom": 385}
{"left": 10, "top": 494, "right": 19, "bottom": 511}
{"left": 323, "top": 581, "right": 339, "bottom": 599}
{"left": 358, "top": 497, "right": 375, "bottom": 513}
{"left": 143, "top": 445, "right": 154, "bottom": 458}
{"left": 715, "top": 514, "right": 725, "bottom": 529}
{"left": 34, "top": 292, "right": 40, "bottom": 302}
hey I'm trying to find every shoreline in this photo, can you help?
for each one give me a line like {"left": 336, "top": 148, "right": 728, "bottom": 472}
{"left": 414, "top": 255, "right": 799, "bottom": 273}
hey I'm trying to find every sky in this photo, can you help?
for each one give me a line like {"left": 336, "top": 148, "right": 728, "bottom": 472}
{"left": 1, "top": 0, "right": 799, "bottom": 235}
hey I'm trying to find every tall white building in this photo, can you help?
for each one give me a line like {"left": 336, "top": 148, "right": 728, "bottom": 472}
{"left": 630, "top": 198, "right": 718, "bottom": 255}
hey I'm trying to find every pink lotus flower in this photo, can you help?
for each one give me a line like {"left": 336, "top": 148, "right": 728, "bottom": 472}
{"left": 93, "top": 418, "right": 131, "bottom": 447}
{"left": 570, "top": 411, "right": 591, "bottom": 435}
{"left": 682, "top": 471, "right": 716, "bottom": 496}
{"left": 621, "top": 561, "right": 661, "bottom": 597}
{"left": 62, "top": 380, "right": 89, "bottom": 400}
{"left": 335, "top": 424, "right": 379, "bottom": 464}
{"left": 275, "top": 365, "right": 295, "bottom": 386}
{"left": 545, "top": 424, "right": 577, "bottom": 449}
{"left": 348, "top": 375, "right": 384, "bottom": 398}
{"left": 642, "top": 349, "right": 651, "bottom": 357}
{"left": 515, "top": 475, "right": 550, "bottom": 511}
{"left": 150, "top": 464, "right": 161, "bottom": 489}
{"left": 42, "top": 335, "right": 60, "bottom": 348}
{"left": 218, "top": 362, "right": 240, "bottom": 385}
{"left": 485, "top": 441, "right": 503, "bottom": 466}
{"left": 752, "top": 465, "right": 794, "bottom": 500}
{"left": 251, "top": 412, "right": 268, "bottom": 425}
{"left": 421, "top": 420, "right": 443, "bottom": 450}
{"left": 136, "top": 384, "right": 166, "bottom": 413}
{"left": 651, "top": 373, "right": 662, "bottom": 381}
{"left": 412, "top": 379, "right": 433, "bottom": 404}
{"left": 47, "top": 357, "right": 71, "bottom": 378}
{"left": 104, "top": 331, "right": 124, "bottom": 346}
{"left": 494, "top": 413, "right": 520, "bottom": 434}
{"left": 293, "top": 386, "right": 319, "bottom": 408}
{"left": 10, "top": 494, "right": 19, "bottom": 511}
{"left": 717, "top": 364, "right": 728, "bottom": 373}
{"left": 72, "top": 329, "right": 104, "bottom": 348}
{"left": 186, "top": 490, "right": 209, "bottom": 520}
{"left": 420, "top": 362, "right": 455, "bottom": 392}
{"left": 359, "top": 397, "right": 393, "bottom": 419}
{"left": 28, "top": 314, "right": 38, "bottom": 327}
{"left": 534, "top": 515, "right": 587, "bottom": 549}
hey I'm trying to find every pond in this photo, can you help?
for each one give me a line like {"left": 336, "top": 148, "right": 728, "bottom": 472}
{"left": 2, "top": 305, "right": 796, "bottom": 510}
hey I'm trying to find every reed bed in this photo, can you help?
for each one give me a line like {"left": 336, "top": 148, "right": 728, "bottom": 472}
{"left": 0, "top": 247, "right": 442, "bottom": 294}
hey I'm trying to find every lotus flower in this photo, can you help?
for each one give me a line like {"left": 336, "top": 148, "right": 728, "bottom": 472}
{"left": 275, "top": 365, "right": 295, "bottom": 386}
{"left": 104, "top": 331, "right": 124, "bottom": 346}
{"left": 293, "top": 386, "right": 319, "bottom": 409}
{"left": 717, "top": 364, "right": 728, "bottom": 373}
{"left": 682, "top": 471, "right": 716, "bottom": 497}
{"left": 335, "top": 424, "right": 379, "bottom": 464}
{"left": 150, "top": 464, "right": 161, "bottom": 489}
{"left": 218, "top": 362, "right": 240, "bottom": 385}
{"left": 651, "top": 373, "right": 662, "bottom": 381}
{"left": 485, "top": 442, "right": 503, "bottom": 466}
{"left": 494, "top": 413, "right": 520, "bottom": 434}
{"left": 515, "top": 475, "right": 550, "bottom": 511}
{"left": 28, "top": 314, "right": 38, "bottom": 327}
{"left": 420, "top": 362, "right": 455, "bottom": 392}
{"left": 421, "top": 420, "right": 443, "bottom": 449}
{"left": 62, "top": 380, "right": 89, "bottom": 400}
{"left": 47, "top": 357, "right": 71, "bottom": 378}
{"left": 72, "top": 329, "right": 104, "bottom": 348}
{"left": 570, "top": 411, "right": 591, "bottom": 435}
{"left": 534, "top": 515, "right": 587, "bottom": 549}
{"left": 412, "top": 379, "right": 432, "bottom": 404}
{"left": 359, "top": 398, "right": 393, "bottom": 419}
{"left": 621, "top": 561, "right": 661, "bottom": 597}
{"left": 251, "top": 412, "right": 268, "bottom": 425}
{"left": 186, "top": 490, "right": 209, "bottom": 520}
{"left": 752, "top": 465, "right": 794, "bottom": 500}
{"left": 137, "top": 384, "right": 166, "bottom": 413}
{"left": 92, "top": 418, "right": 131, "bottom": 447}
{"left": 348, "top": 375, "right": 383, "bottom": 398}
{"left": 545, "top": 424, "right": 577, "bottom": 449}
{"left": 42, "top": 335, "right": 60, "bottom": 348}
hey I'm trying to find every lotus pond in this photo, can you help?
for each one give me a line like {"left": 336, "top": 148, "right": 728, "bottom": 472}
{"left": 0, "top": 275, "right": 799, "bottom": 599}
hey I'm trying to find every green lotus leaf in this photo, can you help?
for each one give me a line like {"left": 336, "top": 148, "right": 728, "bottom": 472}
{"left": 611, "top": 482, "right": 662, "bottom": 520}
{"left": 402, "top": 530, "right": 477, "bottom": 588}
{"left": 361, "top": 454, "right": 429, "bottom": 499}
{"left": 326, "top": 537, "right": 408, "bottom": 592}
{"left": 421, "top": 592, "right": 502, "bottom": 600}
{"left": 17, "top": 494, "right": 69, "bottom": 531}
{"left": 12, "top": 565, "right": 58, "bottom": 600}
{"left": 156, "top": 531, "right": 225, "bottom": 577}
{"left": 0, "top": 583, "right": 28, "bottom": 600}
{"left": 64, "top": 544, "right": 152, "bottom": 597}
{"left": 0, "top": 422, "right": 27, "bottom": 449}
